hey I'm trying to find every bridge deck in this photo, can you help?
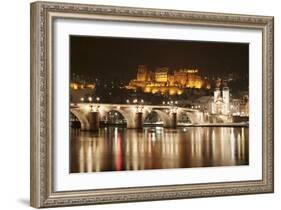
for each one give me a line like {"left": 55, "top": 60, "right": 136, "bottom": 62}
{"left": 71, "top": 103, "right": 199, "bottom": 112}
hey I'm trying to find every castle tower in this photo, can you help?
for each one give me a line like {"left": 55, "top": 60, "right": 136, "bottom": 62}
{"left": 137, "top": 65, "right": 147, "bottom": 82}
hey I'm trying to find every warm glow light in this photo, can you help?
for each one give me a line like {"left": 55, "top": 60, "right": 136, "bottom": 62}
{"left": 70, "top": 83, "right": 79, "bottom": 90}
{"left": 151, "top": 89, "right": 158, "bottom": 94}
{"left": 96, "top": 97, "right": 100, "bottom": 101}
{"left": 73, "top": 84, "right": 78, "bottom": 90}
{"left": 144, "top": 87, "right": 151, "bottom": 93}
{"left": 87, "top": 84, "right": 95, "bottom": 89}
{"left": 126, "top": 99, "right": 130, "bottom": 103}
{"left": 125, "top": 67, "right": 206, "bottom": 95}
{"left": 177, "top": 90, "right": 183, "bottom": 95}
{"left": 169, "top": 88, "right": 176, "bottom": 95}
{"left": 80, "top": 97, "right": 84, "bottom": 102}
{"left": 88, "top": 97, "right": 92, "bottom": 102}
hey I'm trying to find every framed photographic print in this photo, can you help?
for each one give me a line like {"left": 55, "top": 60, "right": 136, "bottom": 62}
{"left": 30, "top": 1, "right": 274, "bottom": 208}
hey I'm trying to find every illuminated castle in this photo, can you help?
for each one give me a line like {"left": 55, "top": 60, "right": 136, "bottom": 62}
{"left": 126, "top": 65, "right": 209, "bottom": 95}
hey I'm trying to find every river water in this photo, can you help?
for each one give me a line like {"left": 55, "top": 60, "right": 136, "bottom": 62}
{"left": 70, "top": 127, "right": 248, "bottom": 173}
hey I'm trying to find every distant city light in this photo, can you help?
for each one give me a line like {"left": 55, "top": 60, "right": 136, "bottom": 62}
{"left": 70, "top": 66, "right": 248, "bottom": 119}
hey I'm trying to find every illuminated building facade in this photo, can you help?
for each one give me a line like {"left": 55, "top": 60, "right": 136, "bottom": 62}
{"left": 70, "top": 82, "right": 95, "bottom": 90}
{"left": 126, "top": 65, "right": 208, "bottom": 95}
{"left": 230, "top": 98, "right": 249, "bottom": 117}
{"left": 211, "top": 86, "right": 230, "bottom": 115}
{"left": 155, "top": 67, "right": 169, "bottom": 82}
{"left": 210, "top": 85, "right": 249, "bottom": 117}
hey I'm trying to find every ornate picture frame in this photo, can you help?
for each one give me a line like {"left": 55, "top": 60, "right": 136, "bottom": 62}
{"left": 30, "top": 1, "right": 274, "bottom": 208}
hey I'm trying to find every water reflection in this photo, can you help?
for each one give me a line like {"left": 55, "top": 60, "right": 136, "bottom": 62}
{"left": 70, "top": 127, "right": 249, "bottom": 173}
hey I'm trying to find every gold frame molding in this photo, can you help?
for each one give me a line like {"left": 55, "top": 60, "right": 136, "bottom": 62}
{"left": 30, "top": 1, "right": 274, "bottom": 208}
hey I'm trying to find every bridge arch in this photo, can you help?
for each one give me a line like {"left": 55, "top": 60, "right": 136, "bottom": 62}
{"left": 143, "top": 110, "right": 172, "bottom": 127}
{"left": 177, "top": 111, "right": 196, "bottom": 124}
{"left": 177, "top": 112, "right": 192, "bottom": 124}
{"left": 101, "top": 109, "right": 135, "bottom": 128}
{"left": 177, "top": 109, "right": 204, "bottom": 124}
{"left": 70, "top": 108, "right": 90, "bottom": 130}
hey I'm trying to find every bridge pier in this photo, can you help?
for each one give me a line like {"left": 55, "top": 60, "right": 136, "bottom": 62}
{"left": 135, "top": 112, "right": 143, "bottom": 129}
{"left": 88, "top": 112, "right": 100, "bottom": 131}
{"left": 171, "top": 112, "right": 177, "bottom": 129}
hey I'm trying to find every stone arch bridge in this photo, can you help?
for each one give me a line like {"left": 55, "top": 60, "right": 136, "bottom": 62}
{"left": 70, "top": 103, "right": 206, "bottom": 131}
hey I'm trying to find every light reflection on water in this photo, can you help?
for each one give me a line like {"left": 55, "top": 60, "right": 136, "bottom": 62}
{"left": 70, "top": 127, "right": 249, "bottom": 173}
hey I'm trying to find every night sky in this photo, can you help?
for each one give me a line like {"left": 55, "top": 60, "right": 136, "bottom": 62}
{"left": 70, "top": 35, "right": 249, "bottom": 82}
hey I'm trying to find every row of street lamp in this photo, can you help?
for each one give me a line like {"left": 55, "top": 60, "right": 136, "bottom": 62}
{"left": 79, "top": 97, "right": 179, "bottom": 107}
{"left": 80, "top": 97, "right": 100, "bottom": 102}
{"left": 126, "top": 99, "right": 144, "bottom": 104}
{"left": 162, "top": 101, "right": 178, "bottom": 105}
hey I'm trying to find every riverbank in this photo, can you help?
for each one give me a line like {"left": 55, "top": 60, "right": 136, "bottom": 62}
{"left": 178, "top": 122, "right": 248, "bottom": 127}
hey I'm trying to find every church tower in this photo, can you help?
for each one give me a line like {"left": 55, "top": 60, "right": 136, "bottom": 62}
{"left": 222, "top": 86, "right": 230, "bottom": 115}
